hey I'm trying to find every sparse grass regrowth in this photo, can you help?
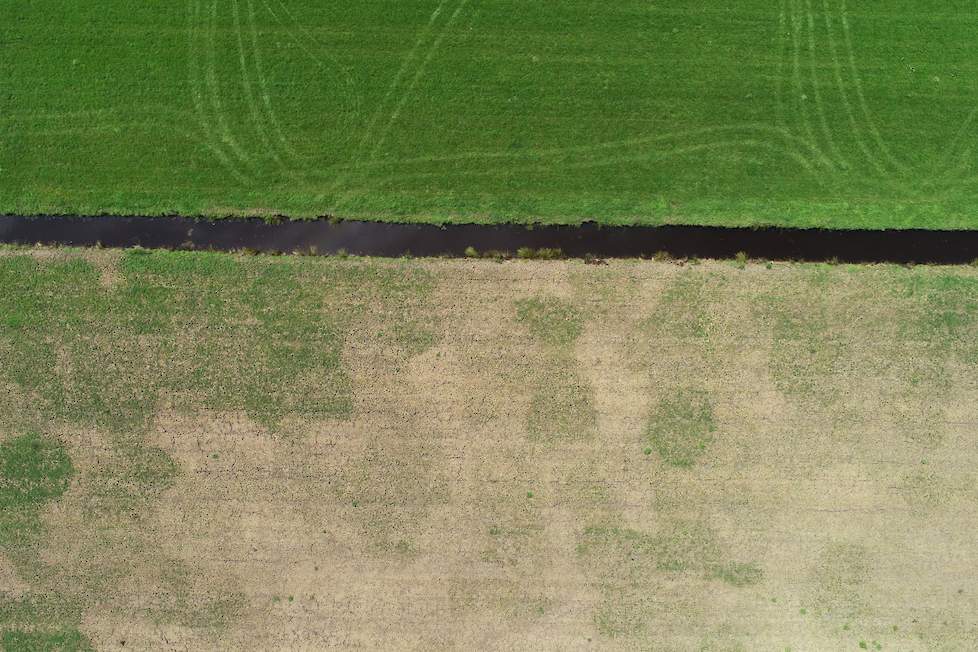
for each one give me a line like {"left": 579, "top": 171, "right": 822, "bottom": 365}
{"left": 645, "top": 391, "right": 716, "bottom": 467}
{"left": 0, "top": 252, "right": 976, "bottom": 648}
{"left": 515, "top": 298, "right": 583, "bottom": 347}
{"left": 525, "top": 367, "right": 597, "bottom": 442}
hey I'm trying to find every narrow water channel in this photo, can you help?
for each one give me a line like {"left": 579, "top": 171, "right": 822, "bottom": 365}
{"left": 1, "top": 215, "right": 975, "bottom": 264}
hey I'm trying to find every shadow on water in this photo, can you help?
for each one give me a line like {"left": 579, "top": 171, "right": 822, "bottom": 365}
{"left": 1, "top": 215, "right": 978, "bottom": 264}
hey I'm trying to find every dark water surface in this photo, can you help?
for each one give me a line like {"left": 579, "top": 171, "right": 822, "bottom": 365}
{"left": 2, "top": 215, "right": 977, "bottom": 264}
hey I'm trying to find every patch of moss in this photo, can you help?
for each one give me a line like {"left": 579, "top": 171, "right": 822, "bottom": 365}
{"left": 84, "top": 443, "right": 181, "bottom": 516}
{"left": 594, "top": 599, "right": 647, "bottom": 638}
{"left": 764, "top": 294, "right": 842, "bottom": 405}
{"left": 897, "top": 470, "right": 950, "bottom": 513}
{"left": 333, "top": 437, "right": 450, "bottom": 554}
{"left": 119, "top": 445, "right": 179, "bottom": 495}
{"left": 895, "top": 273, "right": 978, "bottom": 356}
{"left": 479, "top": 523, "right": 544, "bottom": 567}
{"left": 578, "top": 522, "right": 721, "bottom": 573}
{"left": 645, "top": 391, "right": 716, "bottom": 467}
{"left": 0, "top": 590, "right": 87, "bottom": 649}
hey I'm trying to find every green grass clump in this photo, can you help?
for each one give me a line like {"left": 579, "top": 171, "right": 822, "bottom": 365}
{"left": 515, "top": 298, "right": 583, "bottom": 346}
{"left": 0, "top": 434, "right": 73, "bottom": 512}
{"left": 894, "top": 272, "right": 978, "bottom": 362}
{"left": 711, "top": 561, "right": 764, "bottom": 587}
{"left": 645, "top": 391, "right": 716, "bottom": 467}
{"left": 0, "top": 435, "right": 79, "bottom": 642}
{"left": 0, "top": 628, "right": 93, "bottom": 652}
{"left": 516, "top": 247, "right": 564, "bottom": 260}
{"left": 0, "top": 433, "right": 73, "bottom": 554}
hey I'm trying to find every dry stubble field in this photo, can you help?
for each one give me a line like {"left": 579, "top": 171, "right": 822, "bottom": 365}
{"left": 2, "top": 248, "right": 978, "bottom": 650}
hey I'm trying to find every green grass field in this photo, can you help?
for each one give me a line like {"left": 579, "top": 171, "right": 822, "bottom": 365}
{"left": 3, "top": 248, "right": 978, "bottom": 649}
{"left": 3, "top": 1, "right": 978, "bottom": 228}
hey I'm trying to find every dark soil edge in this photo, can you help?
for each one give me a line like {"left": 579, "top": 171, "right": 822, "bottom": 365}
{"left": 1, "top": 214, "right": 977, "bottom": 264}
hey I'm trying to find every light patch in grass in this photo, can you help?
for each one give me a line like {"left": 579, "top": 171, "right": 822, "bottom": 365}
{"left": 0, "top": 433, "right": 73, "bottom": 512}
